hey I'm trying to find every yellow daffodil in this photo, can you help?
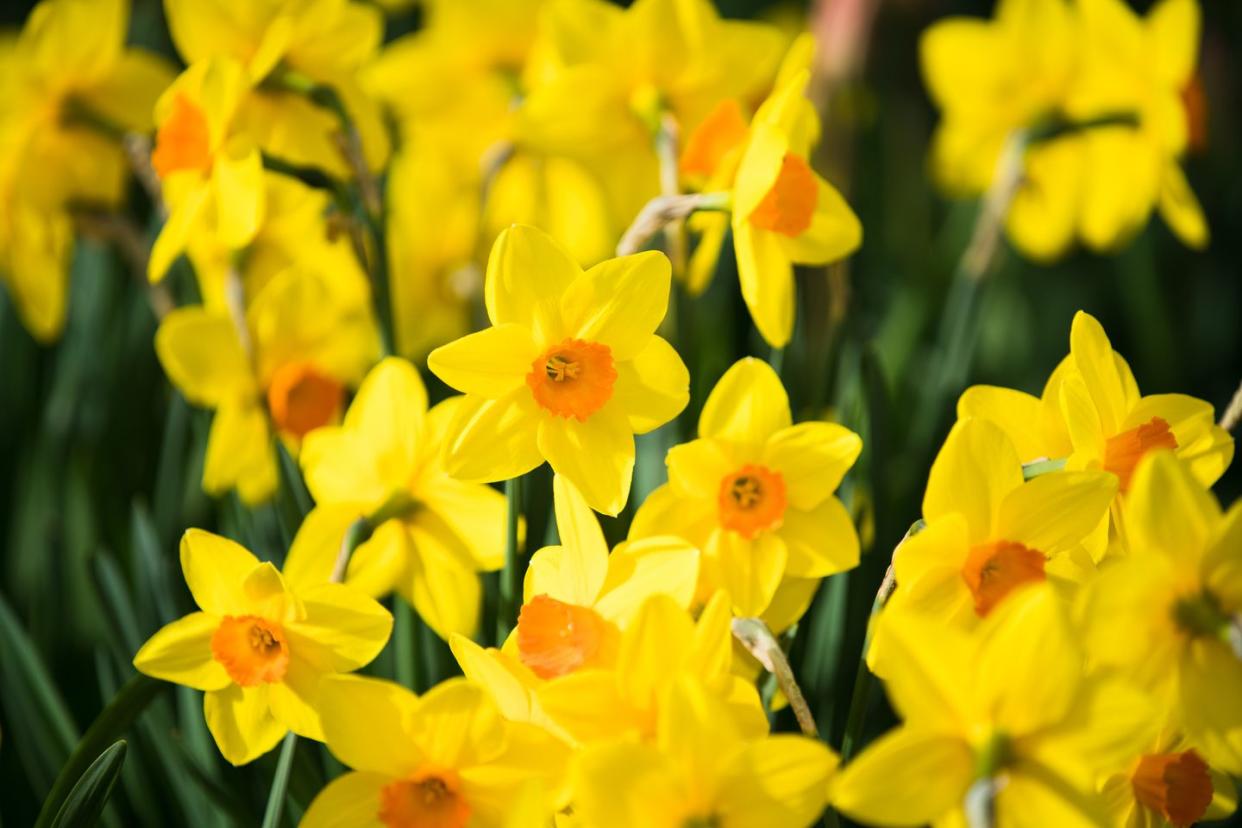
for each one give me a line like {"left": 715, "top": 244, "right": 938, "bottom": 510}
{"left": 450, "top": 474, "right": 698, "bottom": 727}
{"left": 572, "top": 675, "right": 837, "bottom": 828}
{"left": 148, "top": 57, "right": 265, "bottom": 282}
{"left": 301, "top": 675, "right": 568, "bottom": 828}
{"left": 156, "top": 268, "right": 378, "bottom": 504}
{"left": 724, "top": 42, "right": 861, "bottom": 348}
{"left": 427, "top": 224, "right": 689, "bottom": 516}
{"left": 0, "top": 0, "right": 172, "bottom": 340}
{"left": 535, "top": 592, "right": 766, "bottom": 747}
{"left": 1066, "top": 0, "right": 1209, "bottom": 252}
{"left": 958, "top": 311, "right": 1233, "bottom": 549}
{"left": 880, "top": 417, "right": 1116, "bottom": 645}
{"left": 631, "top": 358, "right": 861, "bottom": 620}
{"left": 132, "top": 529, "right": 392, "bottom": 765}
{"left": 835, "top": 585, "right": 1156, "bottom": 827}
{"left": 163, "top": 0, "right": 389, "bottom": 176}
{"left": 282, "top": 357, "right": 507, "bottom": 640}
{"left": 1080, "top": 451, "right": 1242, "bottom": 775}
{"left": 1099, "top": 731, "right": 1237, "bottom": 828}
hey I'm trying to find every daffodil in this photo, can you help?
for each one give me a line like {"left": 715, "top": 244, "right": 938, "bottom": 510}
{"left": 301, "top": 675, "right": 568, "bottom": 828}
{"left": 0, "top": 0, "right": 172, "bottom": 339}
{"left": 282, "top": 357, "right": 507, "bottom": 640}
{"left": 958, "top": 311, "right": 1233, "bottom": 549}
{"left": 535, "top": 592, "right": 766, "bottom": 747}
{"left": 427, "top": 224, "right": 689, "bottom": 515}
{"left": 1079, "top": 451, "right": 1242, "bottom": 775}
{"left": 163, "top": 0, "right": 389, "bottom": 177}
{"left": 631, "top": 358, "right": 861, "bottom": 621}
{"left": 147, "top": 57, "right": 265, "bottom": 282}
{"left": 132, "top": 529, "right": 392, "bottom": 765}
{"left": 1066, "top": 0, "right": 1209, "bottom": 252}
{"left": 1099, "top": 731, "right": 1237, "bottom": 828}
{"left": 155, "top": 268, "right": 378, "bottom": 504}
{"left": 879, "top": 417, "right": 1116, "bottom": 644}
{"left": 449, "top": 474, "right": 698, "bottom": 727}
{"left": 723, "top": 40, "right": 861, "bottom": 348}
{"left": 572, "top": 675, "right": 837, "bottom": 828}
{"left": 834, "top": 585, "right": 1156, "bottom": 827}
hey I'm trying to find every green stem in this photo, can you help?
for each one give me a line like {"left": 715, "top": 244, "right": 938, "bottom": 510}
{"left": 768, "top": 345, "right": 785, "bottom": 378}
{"left": 34, "top": 674, "right": 164, "bottom": 828}
{"left": 499, "top": 476, "right": 524, "bottom": 642}
{"left": 259, "top": 732, "right": 298, "bottom": 828}
{"left": 1021, "top": 457, "right": 1067, "bottom": 479}
{"left": 394, "top": 599, "right": 419, "bottom": 690}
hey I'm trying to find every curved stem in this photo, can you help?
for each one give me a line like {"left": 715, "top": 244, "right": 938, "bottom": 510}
{"left": 731, "top": 617, "right": 818, "bottom": 737}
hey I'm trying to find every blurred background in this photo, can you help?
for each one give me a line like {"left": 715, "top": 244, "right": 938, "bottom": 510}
{"left": 1, "top": 0, "right": 1238, "bottom": 824}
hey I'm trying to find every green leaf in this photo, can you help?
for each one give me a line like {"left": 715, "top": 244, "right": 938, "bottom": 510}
{"left": 49, "top": 741, "right": 127, "bottom": 828}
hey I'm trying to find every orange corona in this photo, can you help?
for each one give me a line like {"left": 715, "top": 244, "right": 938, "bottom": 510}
{"left": 1103, "top": 416, "right": 1177, "bottom": 492}
{"left": 748, "top": 153, "right": 818, "bottom": 237}
{"left": 516, "top": 594, "right": 612, "bottom": 679}
{"left": 960, "top": 540, "right": 1046, "bottom": 617}
{"left": 210, "top": 615, "right": 289, "bottom": 687}
{"left": 1131, "top": 750, "right": 1212, "bottom": 828}
{"left": 680, "top": 99, "right": 749, "bottom": 179}
{"left": 378, "top": 770, "right": 471, "bottom": 828}
{"left": 151, "top": 95, "right": 212, "bottom": 179}
{"left": 267, "top": 361, "right": 344, "bottom": 439}
{"left": 526, "top": 339, "right": 617, "bottom": 421}
{"left": 717, "top": 464, "right": 787, "bottom": 539}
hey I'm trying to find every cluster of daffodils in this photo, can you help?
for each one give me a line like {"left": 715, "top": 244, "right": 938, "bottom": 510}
{"left": 836, "top": 312, "right": 1238, "bottom": 828}
{"left": 922, "top": 0, "right": 1209, "bottom": 260}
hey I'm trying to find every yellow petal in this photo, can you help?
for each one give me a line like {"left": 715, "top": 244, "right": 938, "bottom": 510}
{"left": 203, "top": 684, "right": 285, "bottom": 766}
{"left": 611, "top": 335, "right": 690, "bottom": 435}
{"left": 994, "top": 471, "right": 1117, "bottom": 556}
{"left": 1126, "top": 393, "right": 1233, "bottom": 488}
{"left": 267, "top": 657, "right": 325, "bottom": 741}
{"left": 180, "top": 529, "right": 259, "bottom": 616}
{"left": 593, "top": 536, "right": 700, "bottom": 625}
{"left": 300, "top": 771, "right": 389, "bottom": 828}
{"left": 149, "top": 182, "right": 210, "bottom": 282}
{"left": 1058, "top": 371, "right": 1106, "bottom": 463}
{"left": 1005, "top": 136, "right": 1083, "bottom": 264}
{"left": 780, "top": 178, "right": 862, "bottom": 266}
{"left": 734, "top": 122, "right": 787, "bottom": 220}
{"left": 284, "top": 582, "right": 392, "bottom": 672}
{"left": 417, "top": 478, "right": 508, "bottom": 572}
{"left": 1158, "top": 161, "right": 1208, "bottom": 249}
{"left": 444, "top": 391, "right": 544, "bottom": 483}
{"left": 427, "top": 323, "right": 539, "bottom": 399}
{"left": 868, "top": 600, "right": 974, "bottom": 727}
{"left": 202, "top": 401, "right": 275, "bottom": 504}
{"left": 550, "top": 474, "right": 609, "bottom": 605}
{"left": 666, "top": 437, "right": 733, "bottom": 501}
{"left": 1069, "top": 311, "right": 1138, "bottom": 437}
{"left": 211, "top": 141, "right": 264, "bottom": 248}
{"left": 406, "top": 525, "right": 482, "bottom": 639}
{"left": 779, "top": 499, "right": 859, "bottom": 578}
{"left": 1205, "top": 501, "right": 1242, "bottom": 611}
{"left": 78, "top": 50, "right": 176, "bottom": 133}
{"left": 918, "top": 18, "right": 1000, "bottom": 109}
{"left": 993, "top": 764, "right": 1111, "bottom": 828}
{"left": 449, "top": 635, "right": 537, "bottom": 723}
{"left": 414, "top": 678, "right": 505, "bottom": 769}
{"left": 318, "top": 674, "right": 423, "bottom": 776}
{"left": 133, "top": 612, "right": 230, "bottom": 691}
{"left": 537, "top": 403, "right": 634, "bottom": 516}
{"left": 1147, "top": 0, "right": 1200, "bottom": 86}
{"left": 719, "top": 735, "right": 837, "bottom": 828}
{"left": 484, "top": 225, "right": 580, "bottom": 342}
{"left": 1125, "top": 450, "right": 1220, "bottom": 564}
{"left": 155, "top": 308, "right": 252, "bottom": 407}
{"left": 706, "top": 530, "right": 786, "bottom": 617}
{"left": 1180, "top": 637, "right": 1242, "bottom": 775}
{"left": 1078, "top": 127, "right": 1160, "bottom": 255}
{"left": 923, "top": 418, "right": 1023, "bottom": 542}
{"left": 282, "top": 504, "right": 366, "bottom": 592}
{"left": 762, "top": 422, "right": 862, "bottom": 510}
{"left": 561, "top": 250, "right": 671, "bottom": 361}
{"left": 345, "top": 518, "right": 412, "bottom": 599}
{"left": 570, "top": 742, "right": 674, "bottom": 828}
{"left": 537, "top": 669, "right": 633, "bottom": 744}
{"left": 699, "top": 357, "right": 791, "bottom": 447}
{"left": 832, "top": 726, "right": 973, "bottom": 826}
{"left": 956, "top": 385, "right": 1047, "bottom": 462}
{"left": 733, "top": 219, "right": 795, "bottom": 348}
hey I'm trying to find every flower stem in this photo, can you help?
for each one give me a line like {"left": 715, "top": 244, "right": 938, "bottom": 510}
{"left": 259, "top": 732, "right": 297, "bottom": 828}
{"left": 394, "top": 598, "right": 419, "bottom": 689}
{"left": 499, "top": 475, "right": 525, "bottom": 642}
{"left": 731, "top": 617, "right": 818, "bottom": 737}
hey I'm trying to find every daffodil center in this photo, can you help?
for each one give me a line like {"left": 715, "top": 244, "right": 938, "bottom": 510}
{"left": 378, "top": 771, "right": 470, "bottom": 828}
{"left": 516, "top": 594, "right": 614, "bottom": 679}
{"left": 960, "top": 540, "right": 1046, "bottom": 617}
{"left": 973, "top": 730, "right": 1013, "bottom": 779}
{"left": 748, "top": 153, "right": 818, "bottom": 237}
{"left": 210, "top": 615, "right": 289, "bottom": 687}
{"left": 266, "top": 360, "right": 344, "bottom": 439}
{"left": 151, "top": 94, "right": 212, "bottom": 179}
{"left": 526, "top": 338, "right": 617, "bottom": 421}
{"left": 680, "top": 98, "right": 748, "bottom": 179}
{"left": 1173, "top": 590, "right": 1231, "bottom": 640}
{"left": 682, "top": 814, "right": 723, "bottom": 828}
{"left": 717, "top": 464, "right": 787, "bottom": 539}
{"left": 1131, "top": 750, "right": 1212, "bottom": 827}
{"left": 1103, "top": 416, "right": 1177, "bottom": 492}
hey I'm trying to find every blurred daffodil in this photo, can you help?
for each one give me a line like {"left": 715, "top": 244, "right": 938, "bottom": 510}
{"left": 631, "top": 358, "right": 861, "bottom": 620}
{"left": 0, "top": 0, "right": 172, "bottom": 339}
{"left": 1099, "top": 731, "right": 1237, "bottom": 828}
{"left": 428, "top": 224, "right": 689, "bottom": 515}
{"left": 835, "top": 585, "right": 1156, "bottom": 827}
{"left": 156, "top": 269, "right": 378, "bottom": 504}
{"left": 301, "top": 675, "right": 568, "bottom": 827}
{"left": 573, "top": 675, "right": 837, "bottom": 828}
{"left": 284, "top": 358, "right": 507, "bottom": 640}
{"left": 133, "top": 529, "right": 391, "bottom": 765}
{"left": 1080, "top": 451, "right": 1242, "bottom": 775}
